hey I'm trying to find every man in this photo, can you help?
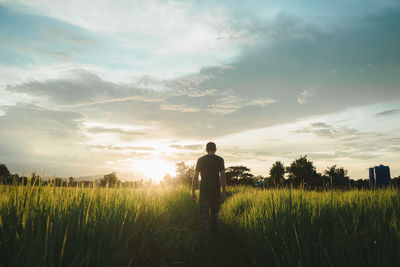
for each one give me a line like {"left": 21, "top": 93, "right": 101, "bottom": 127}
{"left": 192, "top": 142, "right": 226, "bottom": 233}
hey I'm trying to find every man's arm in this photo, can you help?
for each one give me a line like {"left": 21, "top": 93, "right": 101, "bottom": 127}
{"left": 220, "top": 170, "right": 226, "bottom": 200}
{"left": 192, "top": 169, "right": 199, "bottom": 201}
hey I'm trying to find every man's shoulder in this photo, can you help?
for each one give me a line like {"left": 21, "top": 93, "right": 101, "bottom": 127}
{"left": 198, "top": 154, "right": 223, "bottom": 160}
{"left": 198, "top": 154, "right": 224, "bottom": 160}
{"left": 198, "top": 155, "right": 208, "bottom": 161}
{"left": 214, "top": 155, "right": 224, "bottom": 161}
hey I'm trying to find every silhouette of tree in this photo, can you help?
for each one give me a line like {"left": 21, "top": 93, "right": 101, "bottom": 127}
{"left": 254, "top": 175, "right": 265, "bottom": 187}
{"left": 391, "top": 176, "right": 400, "bottom": 188}
{"left": 325, "top": 165, "right": 349, "bottom": 186}
{"left": 350, "top": 178, "right": 370, "bottom": 189}
{"left": 0, "top": 164, "right": 10, "bottom": 177}
{"left": 175, "top": 162, "right": 194, "bottom": 186}
{"left": 286, "top": 155, "right": 320, "bottom": 186}
{"left": 324, "top": 165, "right": 348, "bottom": 178}
{"left": 99, "top": 172, "right": 120, "bottom": 187}
{"left": 225, "top": 166, "right": 255, "bottom": 185}
{"left": 269, "top": 161, "right": 285, "bottom": 186}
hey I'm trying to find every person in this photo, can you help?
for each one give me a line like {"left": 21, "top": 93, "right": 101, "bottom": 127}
{"left": 192, "top": 142, "right": 226, "bottom": 233}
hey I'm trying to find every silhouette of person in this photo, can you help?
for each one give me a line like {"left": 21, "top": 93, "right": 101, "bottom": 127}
{"left": 192, "top": 142, "right": 226, "bottom": 233}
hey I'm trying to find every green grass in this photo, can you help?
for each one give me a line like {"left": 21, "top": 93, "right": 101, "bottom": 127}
{"left": 0, "top": 185, "right": 399, "bottom": 266}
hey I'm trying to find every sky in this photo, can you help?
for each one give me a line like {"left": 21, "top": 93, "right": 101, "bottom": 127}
{"left": 0, "top": 0, "right": 399, "bottom": 182}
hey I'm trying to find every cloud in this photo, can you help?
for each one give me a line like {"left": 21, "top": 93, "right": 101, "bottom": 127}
{"left": 292, "top": 120, "right": 400, "bottom": 161}
{"left": 173, "top": 88, "right": 218, "bottom": 98}
{"left": 247, "top": 98, "right": 276, "bottom": 106}
{"left": 86, "top": 126, "right": 145, "bottom": 135}
{"left": 4, "top": 68, "right": 280, "bottom": 138}
{"left": 207, "top": 95, "right": 276, "bottom": 114}
{"left": 376, "top": 109, "right": 400, "bottom": 117}
{"left": 6, "top": 70, "right": 117, "bottom": 104}
{"left": 89, "top": 145, "right": 154, "bottom": 151}
{"left": 57, "top": 95, "right": 165, "bottom": 108}
{"left": 159, "top": 104, "right": 200, "bottom": 113}
{"left": 307, "top": 151, "right": 379, "bottom": 161}
{"left": 170, "top": 144, "right": 203, "bottom": 150}
{"left": 6, "top": 69, "right": 165, "bottom": 106}
{"left": 310, "top": 122, "right": 330, "bottom": 128}
{"left": 295, "top": 122, "right": 369, "bottom": 139}
{"left": 297, "top": 89, "right": 314, "bottom": 104}
{"left": 207, "top": 95, "right": 243, "bottom": 115}
{"left": 0, "top": 103, "right": 83, "bottom": 134}
{"left": 0, "top": 103, "right": 95, "bottom": 174}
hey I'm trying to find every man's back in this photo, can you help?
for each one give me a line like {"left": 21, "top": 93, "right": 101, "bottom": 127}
{"left": 196, "top": 154, "right": 224, "bottom": 201}
{"left": 192, "top": 142, "right": 226, "bottom": 233}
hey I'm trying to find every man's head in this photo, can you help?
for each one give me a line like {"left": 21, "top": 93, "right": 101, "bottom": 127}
{"left": 206, "top": 142, "right": 217, "bottom": 154}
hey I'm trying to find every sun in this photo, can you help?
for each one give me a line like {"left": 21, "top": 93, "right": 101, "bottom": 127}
{"left": 133, "top": 159, "right": 176, "bottom": 183}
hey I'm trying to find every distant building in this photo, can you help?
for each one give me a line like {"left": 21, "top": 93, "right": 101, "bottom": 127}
{"left": 369, "top": 165, "right": 391, "bottom": 187}
{"left": 369, "top": 168, "right": 375, "bottom": 186}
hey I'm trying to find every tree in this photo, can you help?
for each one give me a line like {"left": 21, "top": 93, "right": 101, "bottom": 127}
{"left": 0, "top": 164, "right": 10, "bottom": 177}
{"left": 175, "top": 162, "right": 194, "bottom": 187}
{"left": 324, "top": 165, "right": 349, "bottom": 186}
{"left": 286, "top": 155, "right": 319, "bottom": 186}
{"left": 68, "top": 177, "right": 75, "bottom": 186}
{"left": 391, "top": 176, "right": 400, "bottom": 188}
{"left": 99, "top": 172, "right": 120, "bottom": 187}
{"left": 225, "top": 166, "right": 255, "bottom": 185}
{"left": 269, "top": 161, "right": 285, "bottom": 185}
{"left": 324, "top": 165, "right": 348, "bottom": 178}
{"left": 0, "top": 164, "right": 11, "bottom": 184}
{"left": 254, "top": 175, "right": 266, "bottom": 187}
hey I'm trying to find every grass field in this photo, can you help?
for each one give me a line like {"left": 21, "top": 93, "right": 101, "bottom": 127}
{"left": 0, "top": 185, "right": 399, "bottom": 267}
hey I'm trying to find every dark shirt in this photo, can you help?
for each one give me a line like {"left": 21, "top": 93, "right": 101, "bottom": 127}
{"left": 195, "top": 154, "right": 225, "bottom": 201}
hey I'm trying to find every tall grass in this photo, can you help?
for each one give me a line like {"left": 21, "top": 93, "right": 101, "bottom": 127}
{"left": 0, "top": 184, "right": 399, "bottom": 266}
{"left": 222, "top": 188, "right": 400, "bottom": 266}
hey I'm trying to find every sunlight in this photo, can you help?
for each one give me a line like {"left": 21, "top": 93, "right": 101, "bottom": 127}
{"left": 132, "top": 159, "right": 176, "bottom": 183}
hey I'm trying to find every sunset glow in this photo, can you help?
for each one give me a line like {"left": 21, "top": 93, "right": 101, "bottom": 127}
{"left": 131, "top": 158, "right": 176, "bottom": 183}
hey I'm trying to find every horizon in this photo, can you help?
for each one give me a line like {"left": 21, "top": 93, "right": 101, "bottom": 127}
{"left": 2, "top": 154, "right": 397, "bottom": 182}
{"left": 1, "top": 0, "right": 400, "bottom": 182}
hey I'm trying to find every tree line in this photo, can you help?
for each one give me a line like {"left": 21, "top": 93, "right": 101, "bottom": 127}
{"left": 1, "top": 156, "right": 400, "bottom": 189}
{"left": 163, "top": 155, "right": 400, "bottom": 189}
{"left": 0, "top": 164, "right": 142, "bottom": 188}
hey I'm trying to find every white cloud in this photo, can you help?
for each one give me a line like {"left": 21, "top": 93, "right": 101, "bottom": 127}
{"left": 208, "top": 95, "right": 276, "bottom": 114}
{"left": 0, "top": 63, "right": 141, "bottom": 87}
{"left": 297, "top": 89, "right": 313, "bottom": 104}
{"left": 207, "top": 95, "right": 243, "bottom": 114}
{"left": 173, "top": 88, "right": 219, "bottom": 98}
{"left": 160, "top": 104, "right": 200, "bottom": 113}
{"left": 57, "top": 95, "right": 165, "bottom": 109}
{"left": 247, "top": 97, "right": 276, "bottom": 106}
